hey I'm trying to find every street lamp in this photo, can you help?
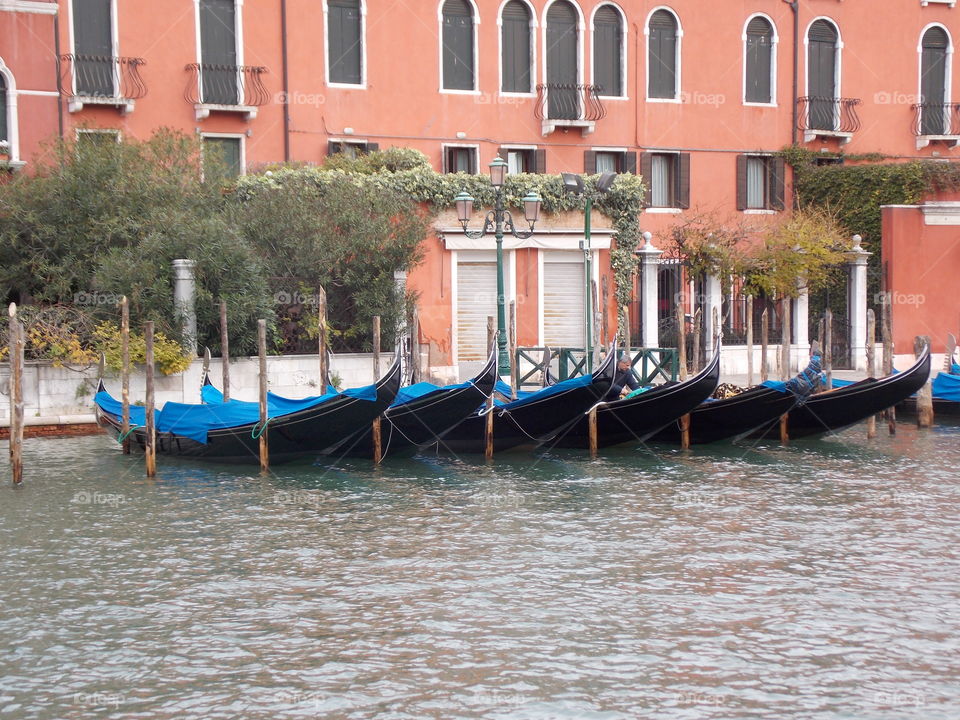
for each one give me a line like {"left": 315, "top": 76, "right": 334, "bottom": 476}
{"left": 456, "top": 158, "right": 541, "bottom": 376}
{"left": 561, "top": 170, "right": 616, "bottom": 372}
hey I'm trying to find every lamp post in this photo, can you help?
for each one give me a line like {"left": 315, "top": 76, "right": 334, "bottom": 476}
{"left": 455, "top": 158, "right": 541, "bottom": 376}
{"left": 561, "top": 171, "right": 616, "bottom": 372}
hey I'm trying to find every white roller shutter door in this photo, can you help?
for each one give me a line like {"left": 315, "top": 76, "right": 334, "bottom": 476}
{"left": 456, "top": 262, "right": 498, "bottom": 362}
{"left": 543, "top": 261, "right": 584, "bottom": 347}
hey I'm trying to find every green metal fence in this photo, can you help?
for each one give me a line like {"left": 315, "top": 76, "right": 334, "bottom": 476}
{"left": 514, "top": 346, "right": 679, "bottom": 388}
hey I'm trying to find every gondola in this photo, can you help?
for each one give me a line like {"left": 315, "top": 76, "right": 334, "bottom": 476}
{"left": 749, "top": 345, "right": 931, "bottom": 440}
{"left": 327, "top": 346, "right": 499, "bottom": 458}
{"left": 547, "top": 347, "right": 721, "bottom": 449}
{"left": 898, "top": 370, "right": 960, "bottom": 417}
{"left": 649, "top": 383, "right": 799, "bottom": 445}
{"left": 432, "top": 349, "right": 616, "bottom": 455}
{"left": 94, "top": 356, "right": 402, "bottom": 464}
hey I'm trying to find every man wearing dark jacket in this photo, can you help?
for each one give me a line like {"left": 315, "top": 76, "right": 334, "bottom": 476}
{"left": 605, "top": 354, "right": 640, "bottom": 401}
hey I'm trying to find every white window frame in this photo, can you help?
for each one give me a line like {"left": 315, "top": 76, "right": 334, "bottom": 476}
{"left": 500, "top": 143, "right": 538, "bottom": 173}
{"left": 803, "top": 16, "right": 843, "bottom": 103}
{"left": 0, "top": 56, "right": 21, "bottom": 167}
{"left": 323, "top": 0, "right": 367, "bottom": 89}
{"left": 66, "top": 0, "right": 120, "bottom": 98}
{"left": 589, "top": 2, "right": 629, "bottom": 100}
{"left": 193, "top": 0, "right": 245, "bottom": 104}
{"left": 201, "top": 132, "right": 246, "bottom": 178}
{"left": 441, "top": 143, "right": 480, "bottom": 173}
{"left": 76, "top": 128, "right": 122, "bottom": 143}
{"left": 497, "top": 0, "right": 538, "bottom": 97}
{"left": 742, "top": 152, "right": 778, "bottom": 214}
{"left": 438, "top": 0, "right": 481, "bottom": 95}
{"left": 540, "top": 0, "right": 587, "bottom": 94}
{"left": 742, "top": 12, "right": 778, "bottom": 107}
{"left": 917, "top": 23, "right": 954, "bottom": 134}
{"left": 329, "top": 138, "right": 374, "bottom": 158}
{"left": 644, "top": 5, "right": 683, "bottom": 103}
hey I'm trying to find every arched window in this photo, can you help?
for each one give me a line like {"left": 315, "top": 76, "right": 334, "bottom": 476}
{"left": 920, "top": 26, "right": 950, "bottom": 135}
{"left": 807, "top": 19, "right": 839, "bottom": 130}
{"left": 0, "top": 74, "right": 7, "bottom": 149}
{"left": 327, "top": 0, "right": 363, "bottom": 85}
{"left": 501, "top": 1, "right": 532, "bottom": 93}
{"left": 745, "top": 16, "right": 774, "bottom": 104}
{"left": 648, "top": 9, "right": 678, "bottom": 99}
{"left": 546, "top": 1, "right": 579, "bottom": 118}
{"left": 594, "top": 5, "right": 623, "bottom": 97}
{"left": 442, "top": 0, "right": 475, "bottom": 91}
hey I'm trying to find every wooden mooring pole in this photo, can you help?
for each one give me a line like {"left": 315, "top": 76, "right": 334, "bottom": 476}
{"left": 760, "top": 308, "right": 769, "bottom": 383}
{"left": 881, "top": 292, "right": 896, "bottom": 434}
{"left": 411, "top": 309, "right": 421, "bottom": 384}
{"left": 676, "top": 304, "right": 687, "bottom": 381}
{"left": 866, "top": 309, "right": 877, "bottom": 438}
{"left": 219, "top": 300, "right": 230, "bottom": 402}
{"left": 509, "top": 301, "right": 518, "bottom": 400}
{"left": 257, "top": 319, "right": 269, "bottom": 473}
{"left": 746, "top": 295, "right": 754, "bottom": 387}
{"left": 8, "top": 304, "right": 24, "bottom": 485}
{"left": 780, "top": 297, "right": 792, "bottom": 381}
{"left": 120, "top": 297, "right": 131, "bottom": 454}
{"left": 485, "top": 316, "right": 495, "bottom": 461}
{"left": 916, "top": 335, "right": 934, "bottom": 428}
{"left": 371, "top": 316, "right": 382, "bottom": 464}
{"left": 691, "top": 308, "right": 701, "bottom": 375}
{"left": 144, "top": 321, "right": 157, "bottom": 478}
{"left": 317, "top": 285, "right": 328, "bottom": 391}
{"left": 824, "top": 308, "right": 833, "bottom": 390}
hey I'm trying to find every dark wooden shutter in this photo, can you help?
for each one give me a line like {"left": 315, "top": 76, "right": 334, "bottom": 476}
{"left": 501, "top": 1, "right": 531, "bottom": 93}
{"left": 593, "top": 6, "right": 622, "bottom": 97}
{"left": 735, "top": 154, "right": 748, "bottom": 211}
{"left": 328, "top": 0, "right": 362, "bottom": 85}
{"left": 807, "top": 20, "right": 837, "bottom": 131}
{"left": 676, "top": 153, "right": 690, "bottom": 209}
{"left": 534, "top": 148, "right": 547, "bottom": 173}
{"left": 200, "top": 0, "right": 238, "bottom": 105}
{"left": 496, "top": 146, "right": 507, "bottom": 160}
{"left": 584, "top": 150, "right": 597, "bottom": 174}
{"left": 0, "top": 75, "right": 7, "bottom": 143}
{"left": 205, "top": 137, "right": 241, "bottom": 178}
{"left": 73, "top": 0, "right": 114, "bottom": 97}
{"left": 547, "top": 1, "right": 578, "bottom": 119}
{"left": 623, "top": 151, "right": 637, "bottom": 174}
{"left": 327, "top": 141, "right": 342, "bottom": 155}
{"left": 365, "top": 142, "right": 379, "bottom": 153}
{"left": 442, "top": 0, "right": 474, "bottom": 91}
{"left": 745, "top": 16, "right": 772, "bottom": 103}
{"left": 639, "top": 152, "right": 653, "bottom": 206}
{"left": 648, "top": 10, "right": 677, "bottom": 99}
{"left": 769, "top": 157, "right": 785, "bottom": 211}
{"left": 921, "top": 27, "right": 949, "bottom": 134}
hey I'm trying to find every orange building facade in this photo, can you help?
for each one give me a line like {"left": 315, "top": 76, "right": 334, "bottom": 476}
{"left": 2, "top": 0, "right": 959, "bottom": 374}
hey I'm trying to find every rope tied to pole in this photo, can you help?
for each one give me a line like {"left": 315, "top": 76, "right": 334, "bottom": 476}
{"left": 251, "top": 417, "right": 271, "bottom": 440}
{"left": 116, "top": 425, "right": 142, "bottom": 444}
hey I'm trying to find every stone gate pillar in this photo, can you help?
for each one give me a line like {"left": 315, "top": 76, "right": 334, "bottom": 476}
{"left": 637, "top": 232, "right": 662, "bottom": 348}
{"left": 845, "top": 234, "right": 872, "bottom": 372}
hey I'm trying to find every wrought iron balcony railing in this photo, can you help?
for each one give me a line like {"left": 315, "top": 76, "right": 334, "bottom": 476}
{"left": 912, "top": 102, "right": 960, "bottom": 137}
{"left": 184, "top": 63, "right": 268, "bottom": 119}
{"left": 797, "top": 96, "right": 862, "bottom": 136}
{"left": 535, "top": 83, "right": 607, "bottom": 124}
{"left": 59, "top": 54, "right": 146, "bottom": 112}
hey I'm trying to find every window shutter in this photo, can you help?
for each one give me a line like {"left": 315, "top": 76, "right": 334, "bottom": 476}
{"left": 534, "top": 148, "right": 546, "bottom": 174}
{"left": 769, "top": 157, "right": 785, "bottom": 211}
{"left": 366, "top": 142, "right": 379, "bottom": 153}
{"left": 327, "top": 141, "right": 342, "bottom": 156}
{"left": 329, "top": 0, "right": 362, "bottom": 85}
{"left": 0, "top": 76, "right": 6, "bottom": 143}
{"left": 745, "top": 17, "right": 772, "bottom": 103}
{"left": 584, "top": 151, "right": 597, "bottom": 175}
{"left": 677, "top": 153, "right": 690, "bottom": 209}
{"left": 501, "top": 1, "right": 531, "bottom": 93}
{"left": 623, "top": 151, "right": 637, "bottom": 175}
{"left": 497, "top": 146, "right": 507, "bottom": 160}
{"left": 735, "top": 155, "right": 747, "bottom": 211}
{"left": 593, "top": 6, "right": 622, "bottom": 97}
{"left": 639, "top": 152, "right": 653, "bottom": 206}
{"left": 442, "top": 0, "right": 475, "bottom": 91}
{"left": 648, "top": 10, "right": 677, "bottom": 99}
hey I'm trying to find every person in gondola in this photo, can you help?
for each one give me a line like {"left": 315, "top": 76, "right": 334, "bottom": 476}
{"left": 605, "top": 353, "right": 641, "bottom": 401}
{"left": 785, "top": 343, "right": 824, "bottom": 398}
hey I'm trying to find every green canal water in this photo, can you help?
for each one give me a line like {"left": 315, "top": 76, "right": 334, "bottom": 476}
{"left": 1, "top": 424, "right": 959, "bottom": 719}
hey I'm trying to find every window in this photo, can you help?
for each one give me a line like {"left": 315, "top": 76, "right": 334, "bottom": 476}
{"left": 640, "top": 151, "right": 690, "bottom": 208}
{"left": 584, "top": 150, "right": 637, "bottom": 174}
{"left": 546, "top": 1, "right": 579, "bottom": 119}
{"left": 76, "top": 129, "right": 120, "bottom": 149}
{"left": 648, "top": 9, "right": 679, "bottom": 100}
{"left": 0, "top": 74, "right": 7, "bottom": 148}
{"left": 199, "top": 0, "right": 239, "bottom": 105}
{"left": 594, "top": 5, "right": 624, "bottom": 97}
{"left": 736, "top": 155, "right": 785, "bottom": 211}
{"left": 72, "top": 0, "right": 116, "bottom": 97}
{"left": 327, "top": 140, "right": 378, "bottom": 158}
{"left": 443, "top": 145, "right": 478, "bottom": 173}
{"left": 501, "top": 1, "right": 532, "bottom": 93}
{"left": 203, "top": 136, "right": 242, "bottom": 179}
{"left": 806, "top": 19, "right": 839, "bottom": 130}
{"left": 498, "top": 147, "right": 544, "bottom": 174}
{"left": 744, "top": 16, "right": 774, "bottom": 104}
{"left": 441, "top": 0, "right": 475, "bottom": 91}
{"left": 328, "top": 0, "right": 363, "bottom": 85}
{"left": 920, "top": 26, "right": 950, "bottom": 135}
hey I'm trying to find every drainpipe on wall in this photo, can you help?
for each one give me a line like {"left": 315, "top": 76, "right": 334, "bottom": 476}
{"left": 786, "top": 0, "right": 799, "bottom": 147}
{"left": 281, "top": 0, "right": 291, "bottom": 162}
{"left": 53, "top": 11, "right": 64, "bottom": 139}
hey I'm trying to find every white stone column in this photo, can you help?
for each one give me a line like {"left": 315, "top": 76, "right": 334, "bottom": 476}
{"left": 794, "top": 280, "right": 810, "bottom": 367}
{"left": 637, "top": 232, "right": 662, "bottom": 348}
{"left": 172, "top": 259, "right": 197, "bottom": 356}
{"left": 845, "top": 234, "right": 872, "bottom": 372}
{"left": 703, "top": 274, "right": 722, "bottom": 359}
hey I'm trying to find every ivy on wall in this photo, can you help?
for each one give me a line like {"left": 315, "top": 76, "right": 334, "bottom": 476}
{"left": 241, "top": 148, "right": 646, "bottom": 337}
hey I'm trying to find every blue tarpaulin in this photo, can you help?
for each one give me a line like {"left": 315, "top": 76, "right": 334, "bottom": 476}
{"left": 391, "top": 380, "right": 473, "bottom": 407}
{"left": 932, "top": 371, "right": 960, "bottom": 401}
{"left": 496, "top": 374, "right": 596, "bottom": 410}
